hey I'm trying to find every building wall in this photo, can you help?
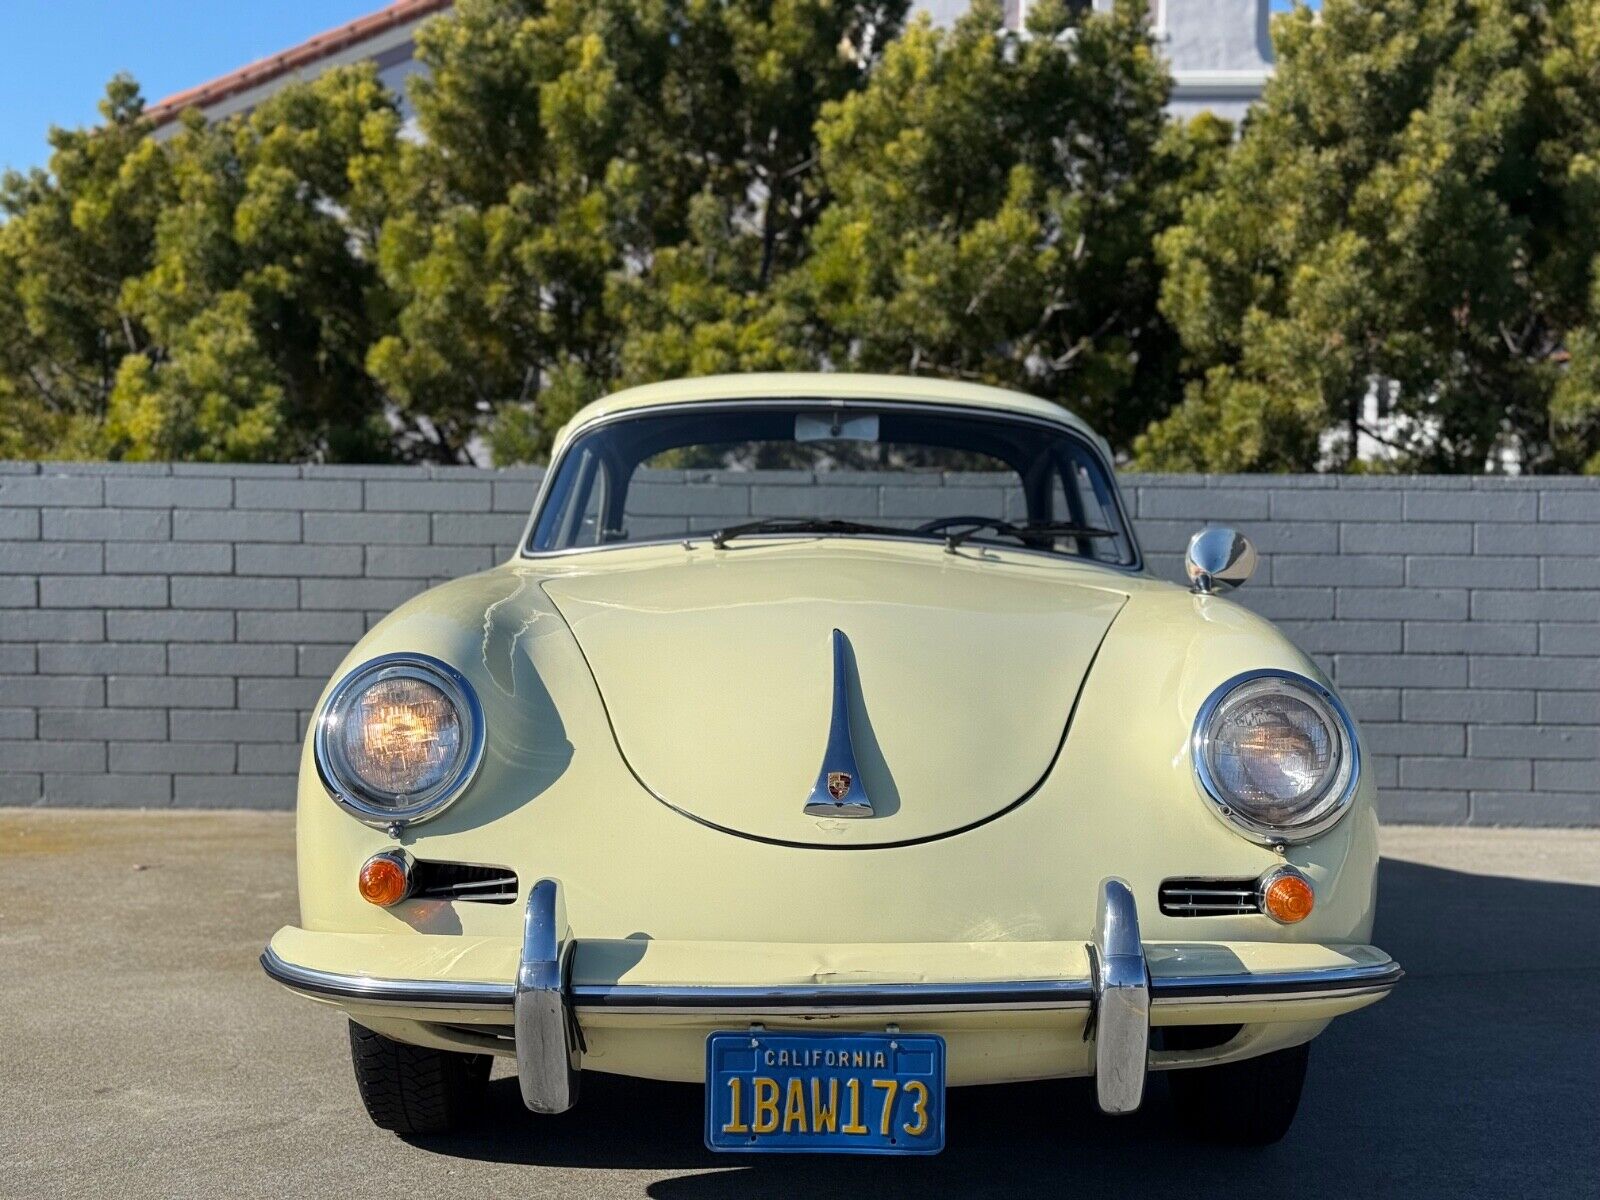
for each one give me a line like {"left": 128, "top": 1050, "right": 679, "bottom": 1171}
{"left": 2, "top": 462, "right": 1596, "bottom": 825}
{"left": 1156, "top": 0, "right": 1272, "bottom": 71}
{"left": 1150, "top": 0, "right": 1274, "bottom": 123}
{"left": 149, "top": 15, "right": 432, "bottom": 137}
{"left": 160, "top": 1, "right": 1273, "bottom": 133}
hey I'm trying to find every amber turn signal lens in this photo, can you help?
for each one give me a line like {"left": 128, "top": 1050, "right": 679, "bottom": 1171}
{"left": 358, "top": 853, "right": 411, "bottom": 907}
{"left": 1260, "top": 870, "right": 1315, "bottom": 924}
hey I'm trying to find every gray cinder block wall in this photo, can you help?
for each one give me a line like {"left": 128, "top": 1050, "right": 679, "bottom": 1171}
{"left": 1, "top": 462, "right": 1597, "bottom": 825}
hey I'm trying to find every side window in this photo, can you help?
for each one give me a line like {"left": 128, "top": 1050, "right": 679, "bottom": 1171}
{"left": 547, "top": 446, "right": 610, "bottom": 547}
{"left": 574, "top": 462, "right": 608, "bottom": 545}
{"left": 1055, "top": 446, "right": 1133, "bottom": 565}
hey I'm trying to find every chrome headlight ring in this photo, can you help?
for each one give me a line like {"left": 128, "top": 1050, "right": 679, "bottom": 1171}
{"left": 313, "top": 652, "right": 485, "bottom": 829}
{"left": 1191, "top": 668, "right": 1360, "bottom": 845}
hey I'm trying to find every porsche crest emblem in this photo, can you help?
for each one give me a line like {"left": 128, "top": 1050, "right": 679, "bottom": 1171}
{"left": 803, "top": 631, "right": 874, "bottom": 818}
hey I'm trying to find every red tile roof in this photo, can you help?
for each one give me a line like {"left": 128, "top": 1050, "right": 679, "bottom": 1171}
{"left": 144, "top": 0, "right": 453, "bottom": 128}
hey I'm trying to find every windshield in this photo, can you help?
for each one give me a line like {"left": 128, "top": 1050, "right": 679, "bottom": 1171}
{"left": 526, "top": 403, "right": 1138, "bottom": 566}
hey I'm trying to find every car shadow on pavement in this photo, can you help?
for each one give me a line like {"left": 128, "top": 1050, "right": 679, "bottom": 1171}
{"left": 409, "top": 859, "right": 1600, "bottom": 1199}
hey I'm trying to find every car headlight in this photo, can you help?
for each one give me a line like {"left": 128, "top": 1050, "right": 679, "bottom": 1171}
{"left": 1191, "top": 670, "right": 1359, "bottom": 844}
{"left": 314, "top": 653, "right": 485, "bottom": 827}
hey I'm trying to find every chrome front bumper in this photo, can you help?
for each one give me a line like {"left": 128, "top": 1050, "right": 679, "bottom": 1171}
{"left": 260, "top": 877, "right": 1401, "bottom": 1117}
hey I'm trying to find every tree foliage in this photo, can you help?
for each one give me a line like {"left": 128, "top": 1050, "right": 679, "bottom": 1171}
{"left": 110, "top": 68, "right": 402, "bottom": 461}
{"left": 798, "top": 0, "right": 1227, "bottom": 453}
{"left": 558, "top": 0, "right": 1221, "bottom": 459}
{"left": 375, "top": 0, "right": 908, "bottom": 465}
{"left": 0, "top": 78, "right": 169, "bottom": 458}
{"left": 1, "top": 67, "right": 401, "bottom": 462}
{"left": 0, "top": 0, "right": 1198, "bottom": 466}
{"left": 1140, "top": 0, "right": 1600, "bottom": 473}
{"left": 10, "top": 0, "right": 1598, "bottom": 472}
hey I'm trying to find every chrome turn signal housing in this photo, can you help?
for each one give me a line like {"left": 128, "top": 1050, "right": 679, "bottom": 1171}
{"left": 1258, "top": 865, "right": 1315, "bottom": 924}
{"left": 358, "top": 851, "right": 413, "bottom": 907}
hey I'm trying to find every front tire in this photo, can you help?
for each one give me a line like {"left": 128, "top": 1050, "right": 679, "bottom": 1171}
{"left": 348, "top": 1022, "right": 491, "bottom": 1135}
{"left": 1166, "top": 1042, "right": 1310, "bottom": 1145}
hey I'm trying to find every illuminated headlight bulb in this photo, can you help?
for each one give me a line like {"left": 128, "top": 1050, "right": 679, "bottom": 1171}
{"left": 343, "top": 677, "right": 463, "bottom": 797}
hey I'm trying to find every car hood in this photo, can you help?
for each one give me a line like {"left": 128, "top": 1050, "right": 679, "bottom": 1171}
{"left": 540, "top": 541, "right": 1128, "bottom": 847}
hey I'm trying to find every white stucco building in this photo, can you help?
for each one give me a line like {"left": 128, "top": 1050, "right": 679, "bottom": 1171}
{"left": 1139, "top": 0, "right": 1276, "bottom": 122}
{"left": 146, "top": 0, "right": 1275, "bottom": 132}
{"left": 145, "top": 0, "right": 447, "bottom": 131}
{"left": 933, "top": 0, "right": 1277, "bottom": 123}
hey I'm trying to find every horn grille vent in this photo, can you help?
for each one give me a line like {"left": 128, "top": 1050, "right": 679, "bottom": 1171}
{"left": 411, "top": 860, "right": 519, "bottom": 904}
{"left": 1158, "top": 878, "right": 1260, "bottom": 917}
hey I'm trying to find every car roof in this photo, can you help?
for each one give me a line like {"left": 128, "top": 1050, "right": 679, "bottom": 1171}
{"left": 552, "top": 373, "right": 1105, "bottom": 452}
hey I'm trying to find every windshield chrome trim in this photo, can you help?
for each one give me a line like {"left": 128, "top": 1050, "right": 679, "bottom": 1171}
{"left": 514, "top": 397, "right": 1143, "bottom": 573}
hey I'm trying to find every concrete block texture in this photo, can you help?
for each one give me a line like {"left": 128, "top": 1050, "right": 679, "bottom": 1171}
{"left": 0, "top": 463, "right": 1596, "bottom": 823}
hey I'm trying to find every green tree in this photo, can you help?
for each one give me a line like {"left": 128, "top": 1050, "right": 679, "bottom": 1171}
{"left": 370, "top": 0, "right": 908, "bottom": 465}
{"left": 1, "top": 68, "right": 403, "bottom": 462}
{"left": 108, "top": 66, "right": 402, "bottom": 461}
{"left": 601, "top": 191, "right": 818, "bottom": 397}
{"left": 608, "top": 0, "right": 1220, "bottom": 460}
{"left": 0, "top": 77, "right": 170, "bottom": 458}
{"left": 1141, "top": 0, "right": 1600, "bottom": 473}
{"left": 1545, "top": 0, "right": 1600, "bottom": 470}
{"left": 796, "top": 0, "right": 1225, "bottom": 455}
{"left": 107, "top": 293, "right": 286, "bottom": 460}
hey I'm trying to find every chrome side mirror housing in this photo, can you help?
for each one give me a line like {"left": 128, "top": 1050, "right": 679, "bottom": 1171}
{"left": 1186, "top": 527, "right": 1258, "bottom": 595}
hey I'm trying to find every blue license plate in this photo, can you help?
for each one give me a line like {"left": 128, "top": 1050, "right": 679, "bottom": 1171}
{"left": 705, "top": 1030, "right": 946, "bottom": 1155}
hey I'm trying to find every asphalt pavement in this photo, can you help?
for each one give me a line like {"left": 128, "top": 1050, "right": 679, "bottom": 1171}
{"left": 1, "top": 811, "right": 1596, "bottom": 1199}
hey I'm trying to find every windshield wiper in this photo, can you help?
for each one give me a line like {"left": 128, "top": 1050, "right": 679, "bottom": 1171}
{"left": 942, "top": 518, "right": 1120, "bottom": 552}
{"left": 708, "top": 517, "right": 914, "bottom": 549}
{"left": 705, "top": 515, "right": 1120, "bottom": 553}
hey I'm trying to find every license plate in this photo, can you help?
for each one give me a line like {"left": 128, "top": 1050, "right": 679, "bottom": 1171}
{"left": 705, "top": 1030, "right": 946, "bottom": 1155}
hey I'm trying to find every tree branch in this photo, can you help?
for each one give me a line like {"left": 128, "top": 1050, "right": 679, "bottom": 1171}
{"left": 1040, "top": 309, "right": 1120, "bottom": 371}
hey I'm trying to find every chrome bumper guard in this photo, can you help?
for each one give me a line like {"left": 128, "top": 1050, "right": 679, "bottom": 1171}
{"left": 261, "top": 878, "right": 1401, "bottom": 1118}
{"left": 515, "top": 878, "right": 580, "bottom": 1114}
{"left": 1091, "top": 878, "right": 1149, "bottom": 1114}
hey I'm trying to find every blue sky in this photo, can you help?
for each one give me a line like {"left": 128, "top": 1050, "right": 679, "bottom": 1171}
{"left": 0, "top": 1, "right": 382, "bottom": 175}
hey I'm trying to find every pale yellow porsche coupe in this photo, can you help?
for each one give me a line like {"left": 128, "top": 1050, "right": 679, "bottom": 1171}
{"left": 263, "top": 374, "right": 1398, "bottom": 1153}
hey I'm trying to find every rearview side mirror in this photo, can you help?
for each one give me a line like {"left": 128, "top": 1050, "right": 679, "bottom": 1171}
{"left": 1186, "top": 527, "right": 1257, "bottom": 595}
